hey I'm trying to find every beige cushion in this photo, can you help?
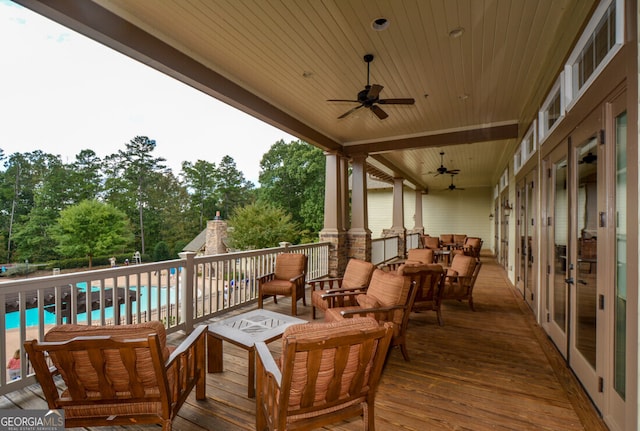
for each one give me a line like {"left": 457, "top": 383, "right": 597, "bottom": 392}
{"left": 406, "top": 248, "right": 434, "bottom": 264}
{"left": 356, "top": 294, "right": 380, "bottom": 309}
{"left": 45, "top": 321, "right": 169, "bottom": 393}
{"left": 341, "top": 259, "right": 375, "bottom": 289}
{"left": 274, "top": 253, "right": 306, "bottom": 280}
{"left": 450, "top": 254, "right": 476, "bottom": 277}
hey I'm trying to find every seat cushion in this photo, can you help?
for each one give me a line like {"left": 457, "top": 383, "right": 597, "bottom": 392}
{"left": 261, "top": 278, "right": 295, "bottom": 295}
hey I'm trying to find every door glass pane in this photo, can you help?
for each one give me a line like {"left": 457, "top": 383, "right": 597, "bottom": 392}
{"left": 519, "top": 185, "right": 526, "bottom": 293}
{"left": 526, "top": 179, "right": 535, "bottom": 301}
{"left": 576, "top": 138, "right": 598, "bottom": 368}
{"left": 553, "top": 159, "right": 568, "bottom": 330}
{"left": 615, "top": 111, "right": 627, "bottom": 398}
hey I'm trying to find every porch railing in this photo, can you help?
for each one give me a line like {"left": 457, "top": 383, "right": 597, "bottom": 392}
{"left": 0, "top": 241, "right": 329, "bottom": 395}
{"left": 371, "top": 232, "right": 420, "bottom": 266}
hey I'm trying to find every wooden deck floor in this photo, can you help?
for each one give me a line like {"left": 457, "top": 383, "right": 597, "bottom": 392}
{"left": 0, "top": 257, "right": 608, "bottom": 431}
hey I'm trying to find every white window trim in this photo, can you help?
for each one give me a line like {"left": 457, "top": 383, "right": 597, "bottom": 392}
{"left": 538, "top": 76, "right": 564, "bottom": 143}
{"left": 565, "top": 0, "right": 624, "bottom": 110}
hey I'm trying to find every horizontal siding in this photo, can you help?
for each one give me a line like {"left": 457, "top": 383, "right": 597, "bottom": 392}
{"left": 368, "top": 187, "right": 494, "bottom": 251}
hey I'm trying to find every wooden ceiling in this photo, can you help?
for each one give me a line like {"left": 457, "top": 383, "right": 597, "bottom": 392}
{"left": 19, "top": 0, "right": 598, "bottom": 191}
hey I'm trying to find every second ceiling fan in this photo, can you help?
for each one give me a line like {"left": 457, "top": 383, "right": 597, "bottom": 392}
{"left": 429, "top": 151, "right": 460, "bottom": 176}
{"left": 327, "top": 54, "right": 415, "bottom": 120}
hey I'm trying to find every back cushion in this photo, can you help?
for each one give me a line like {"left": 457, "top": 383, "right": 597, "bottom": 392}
{"left": 274, "top": 253, "right": 306, "bottom": 280}
{"left": 342, "top": 259, "right": 375, "bottom": 289}
{"left": 407, "top": 248, "right": 433, "bottom": 264}
{"left": 440, "top": 234, "right": 454, "bottom": 244}
{"left": 450, "top": 254, "right": 476, "bottom": 277}
{"left": 423, "top": 236, "right": 440, "bottom": 249}
{"left": 45, "top": 321, "right": 168, "bottom": 393}
{"left": 281, "top": 317, "right": 382, "bottom": 409}
{"left": 365, "top": 269, "right": 410, "bottom": 308}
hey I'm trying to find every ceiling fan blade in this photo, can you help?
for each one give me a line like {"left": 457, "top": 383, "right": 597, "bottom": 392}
{"left": 378, "top": 98, "right": 415, "bottom": 105}
{"left": 327, "top": 99, "right": 360, "bottom": 103}
{"left": 370, "top": 105, "right": 388, "bottom": 120}
{"left": 338, "top": 104, "right": 364, "bottom": 119}
{"left": 367, "top": 84, "right": 383, "bottom": 100}
{"left": 446, "top": 169, "right": 460, "bottom": 174}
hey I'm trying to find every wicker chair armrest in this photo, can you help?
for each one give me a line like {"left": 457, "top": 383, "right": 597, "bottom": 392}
{"left": 308, "top": 277, "right": 343, "bottom": 291}
{"left": 289, "top": 273, "right": 305, "bottom": 283}
{"left": 258, "top": 272, "right": 276, "bottom": 284}
{"left": 165, "top": 324, "right": 207, "bottom": 404}
{"left": 321, "top": 288, "right": 367, "bottom": 300}
{"left": 256, "top": 341, "right": 281, "bottom": 385}
{"left": 166, "top": 325, "right": 206, "bottom": 366}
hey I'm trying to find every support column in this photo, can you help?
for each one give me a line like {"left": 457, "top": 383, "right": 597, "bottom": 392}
{"left": 319, "top": 152, "right": 347, "bottom": 277}
{"left": 413, "top": 190, "right": 424, "bottom": 231}
{"left": 348, "top": 153, "right": 371, "bottom": 262}
{"left": 383, "top": 177, "right": 406, "bottom": 257}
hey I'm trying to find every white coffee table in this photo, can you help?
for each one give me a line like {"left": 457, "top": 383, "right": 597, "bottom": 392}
{"left": 207, "top": 309, "right": 306, "bottom": 397}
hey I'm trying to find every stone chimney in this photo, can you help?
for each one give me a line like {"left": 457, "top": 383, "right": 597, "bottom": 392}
{"left": 205, "top": 211, "right": 228, "bottom": 255}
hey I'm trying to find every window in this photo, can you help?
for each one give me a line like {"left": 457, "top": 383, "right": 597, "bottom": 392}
{"left": 539, "top": 77, "right": 564, "bottom": 140}
{"left": 568, "top": 0, "right": 623, "bottom": 105}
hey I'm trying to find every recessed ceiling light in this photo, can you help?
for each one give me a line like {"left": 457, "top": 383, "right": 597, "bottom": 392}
{"left": 372, "top": 17, "right": 390, "bottom": 31}
{"left": 449, "top": 26, "right": 465, "bottom": 38}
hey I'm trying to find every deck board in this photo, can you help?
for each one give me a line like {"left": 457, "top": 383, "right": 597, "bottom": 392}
{"left": 0, "top": 257, "right": 607, "bottom": 431}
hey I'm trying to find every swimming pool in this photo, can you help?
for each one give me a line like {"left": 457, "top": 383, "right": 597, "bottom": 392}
{"left": 5, "top": 285, "right": 170, "bottom": 329}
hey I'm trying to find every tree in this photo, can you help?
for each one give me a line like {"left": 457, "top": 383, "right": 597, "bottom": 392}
{"left": 216, "top": 155, "right": 254, "bottom": 219}
{"left": 181, "top": 159, "right": 219, "bottom": 229}
{"left": 226, "top": 202, "right": 299, "bottom": 250}
{"left": 258, "top": 140, "right": 325, "bottom": 235}
{"left": 51, "top": 200, "right": 133, "bottom": 268}
{"left": 103, "top": 136, "right": 168, "bottom": 254}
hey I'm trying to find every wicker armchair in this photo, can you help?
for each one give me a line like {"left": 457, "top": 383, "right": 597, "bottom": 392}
{"left": 255, "top": 317, "right": 393, "bottom": 431}
{"left": 324, "top": 268, "right": 416, "bottom": 361}
{"left": 400, "top": 263, "right": 446, "bottom": 325}
{"left": 24, "top": 321, "right": 206, "bottom": 431}
{"left": 258, "top": 253, "right": 308, "bottom": 316}
{"left": 309, "top": 258, "right": 375, "bottom": 319}
{"left": 441, "top": 254, "right": 482, "bottom": 311}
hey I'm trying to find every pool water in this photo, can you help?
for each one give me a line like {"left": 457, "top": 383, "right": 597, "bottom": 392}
{"left": 5, "top": 285, "right": 169, "bottom": 329}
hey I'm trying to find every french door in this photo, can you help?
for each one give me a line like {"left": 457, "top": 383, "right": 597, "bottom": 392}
{"left": 543, "top": 144, "right": 569, "bottom": 358}
{"left": 567, "top": 109, "right": 603, "bottom": 409}
{"left": 517, "top": 171, "right": 536, "bottom": 313}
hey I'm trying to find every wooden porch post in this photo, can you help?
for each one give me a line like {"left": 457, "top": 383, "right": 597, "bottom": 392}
{"left": 386, "top": 177, "right": 407, "bottom": 257}
{"left": 319, "top": 152, "right": 347, "bottom": 277}
{"left": 348, "top": 153, "right": 371, "bottom": 262}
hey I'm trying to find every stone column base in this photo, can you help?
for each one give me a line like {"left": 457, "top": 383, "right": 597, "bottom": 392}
{"left": 347, "top": 228, "right": 372, "bottom": 263}
{"left": 320, "top": 229, "right": 347, "bottom": 277}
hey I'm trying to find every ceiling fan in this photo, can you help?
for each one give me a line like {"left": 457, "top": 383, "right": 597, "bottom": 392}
{"left": 327, "top": 54, "right": 415, "bottom": 120}
{"left": 443, "top": 174, "right": 465, "bottom": 191}
{"left": 429, "top": 151, "right": 460, "bottom": 176}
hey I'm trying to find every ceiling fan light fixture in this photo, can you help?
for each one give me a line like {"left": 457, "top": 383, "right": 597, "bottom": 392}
{"left": 372, "top": 17, "right": 390, "bottom": 31}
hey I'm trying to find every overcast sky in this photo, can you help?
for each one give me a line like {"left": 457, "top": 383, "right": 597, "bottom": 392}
{"left": 0, "top": 0, "right": 296, "bottom": 184}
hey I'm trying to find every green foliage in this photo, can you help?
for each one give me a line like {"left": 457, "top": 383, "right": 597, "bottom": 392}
{"left": 51, "top": 200, "right": 134, "bottom": 268}
{"left": 258, "top": 140, "right": 325, "bottom": 234}
{"left": 153, "top": 241, "right": 172, "bottom": 261}
{"left": 226, "top": 202, "right": 300, "bottom": 250}
{"left": 0, "top": 137, "right": 317, "bottom": 267}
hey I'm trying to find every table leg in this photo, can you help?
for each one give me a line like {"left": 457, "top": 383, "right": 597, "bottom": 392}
{"left": 247, "top": 347, "right": 255, "bottom": 398}
{"left": 207, "top": 333, "right": 223, "bottom": 373}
